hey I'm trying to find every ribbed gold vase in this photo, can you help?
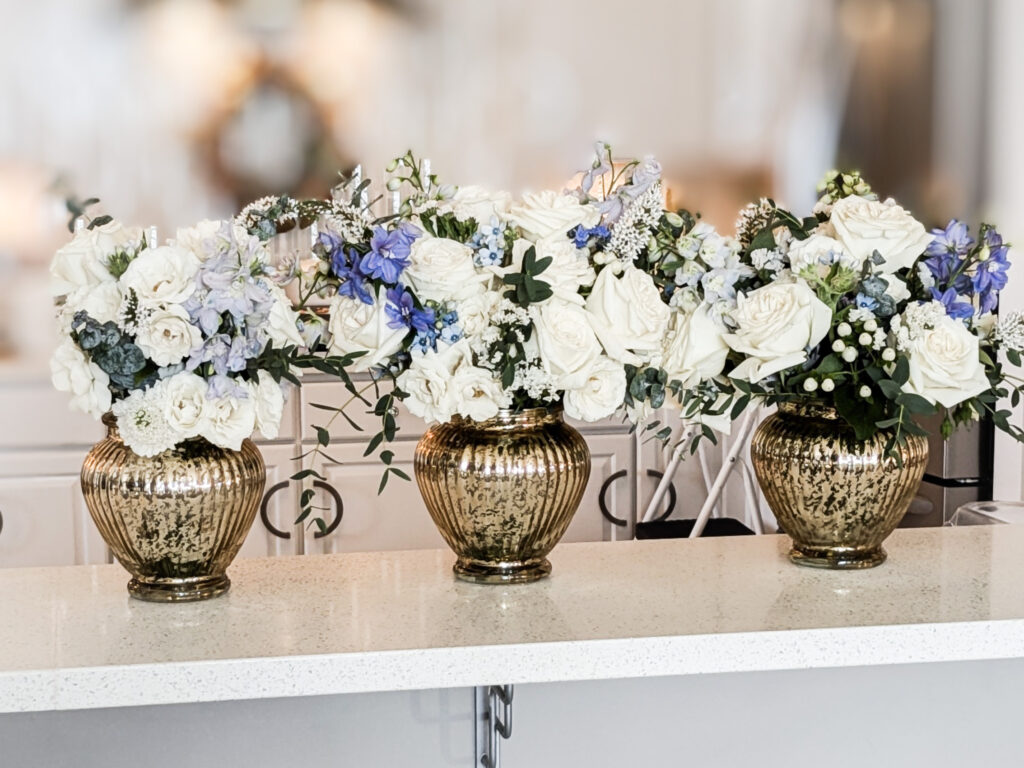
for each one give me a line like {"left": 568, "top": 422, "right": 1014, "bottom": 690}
{"left": 415, "top": 407, "right": 590, "bottom": 584}
{"left": 750, "top": 401, "right": 928, "bottom": 569}
{"left": 81, "top": 413, "right": 266, "bottom": 601}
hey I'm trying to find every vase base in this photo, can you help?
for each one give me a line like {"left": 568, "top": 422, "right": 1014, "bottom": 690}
{"left": 127, "top": 574, "right": 231, "bottom": 602}
{"left": 789, "top": 545, "right": 887, "bottom": 570}
{"left": 453, "top": 558, "right": 552, "bottom": 584}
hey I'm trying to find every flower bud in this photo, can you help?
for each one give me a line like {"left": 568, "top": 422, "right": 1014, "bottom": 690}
{"left": 864, "top": 319, "right": 878, "bottom": 332}
{"left": 821, "top": 378, "right": 836, "bottom": 393}
{"left": 881, "top": 347, "right": 896, "bottom": 362}
{"left": 832, "top": 339, "right": 846, "bottom": 353}
{"left": 858, "top": 332, "right": 873, "bottom": 346}
{"left": 842, "top": 347, "right": 858, "bottom": 363}
{"left": 859, "top": 385, "right": 872, "bottom": 398}
{"left": 837, "top": 322, "right": 852, "bottom": 337}
{"left": 386, "top": 178, "right": 401, "bottom": 192}
{"left": 803, "top": 378, "right": 819, "bottom": 393}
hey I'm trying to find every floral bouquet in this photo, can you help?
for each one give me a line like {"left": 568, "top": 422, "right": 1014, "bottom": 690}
{"left": 49, "top": 210, "right": 356, "bottom": 457}
{"left": 652, "top": 170, "right": 1024, "bottom": 451}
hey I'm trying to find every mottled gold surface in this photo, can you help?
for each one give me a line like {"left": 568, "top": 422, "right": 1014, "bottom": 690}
{"left": 415, "top": 408, "right": 590, "bottom": 584}
{"left": 81, "top": 413, "right": 266, "bottom": 601}
{"left": 751, "top": 401, "right": 928, "bottom": 569}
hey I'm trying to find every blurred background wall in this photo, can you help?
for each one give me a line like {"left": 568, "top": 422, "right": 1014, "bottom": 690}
{"left": 0, "top": 0, "right": 1017, "bottom": 384}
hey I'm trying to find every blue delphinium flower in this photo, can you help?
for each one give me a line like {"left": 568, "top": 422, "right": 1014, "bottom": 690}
{"left": 385, "top": 285, "right": 434, "bottom": 333}
{"left": 331, "top": 248, "right": 374, "bottom": 304}
{"left": 931, "top": 287, "right": 974, "bottom": 320}
{"left": 571, "top": 224, "right": 611, "bottom": 249}
{"left": 925, "top": 220, "right": 974, "bottom": 294}
{"left": 360, "top": 223, "right": 420, "bottom": 284}
{"left": 973, "top": 227, "right": 1010, "bottom": 313}
{"left": 855, "top": 293, "right": 879, "bottom": 312}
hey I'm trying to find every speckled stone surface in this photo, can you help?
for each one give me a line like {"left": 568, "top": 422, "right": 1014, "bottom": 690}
{"left": 2, "top": 525, "right": 1024, "bottom": 713}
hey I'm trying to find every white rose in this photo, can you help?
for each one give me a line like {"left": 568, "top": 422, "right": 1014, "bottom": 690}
{"left": 787, "top": 233, "right": 858, "bottom": 275}
{"left": 661, "top": 305, "right": 730, "bottom": 389}
{"left": 457, "top": 291, "right": 502, "bottom": 339}
{"left": 404, "top": 236, "right": 490, "bottom": 303}
{"left": 443, "top": 185, "right": 512, "bottom": 225}
{"left": 904, "top": 315, "right": 990, "bottom": 408}
{"left": 50, "top": 220, "right": 141, "bottom": 296}
{"left": 64, "top": 281, "right": 124, "bottom": 326}
{"left": 327, "top": 286, "right": 408, "bottom": 372}
{"left": 134, "top": 304, "right": 203, "bottom": 367}
{"left": 586, "top": 264, "right": 671, "bottom": 365}
{"left": 829, "top": 195, "right": 933, "bottom": 273}
{"left": 248, "top": 370, "right": 285, "bottom": 440}
{"left": 451, "top": 364, "right": 509, "bottom": 422}
{"left": 162, "top": 372, "right": 210, "bottom": 439}
{"left": 724, "top": 280, "right": 832, "bottom": 382}
{"left": 508, "top": 191, "right": 600, "bottom": 242}
{"left": 173, "top": 219, "right": 255, "bottom": 259}
{"left": 564, "top": 356, "right": 626, "bottom": 422}
{"left": 531, "top": 299, "right": 602, "bottom": 390}
{"left": 882, "top": 274, "right": 911, "bottom": 304}
{"left": 504, "top": 237, "right": 595, "bottom": 305}
{"left": 201, "top": 391, "right": 257, "bottom": 451}
{"left": 396, "top": 342, "right": 467, "bottom": 424}
{"left": 120, "top": 244, "right": 200, "bottom": 305}
{"left": 50, "top": 339, "right": 111, "bottom": 418}
{"left": 266, "top": 286, "right": 305, "bottom": 349}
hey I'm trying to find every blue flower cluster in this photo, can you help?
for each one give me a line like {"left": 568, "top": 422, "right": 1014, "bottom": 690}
{"left": 470, "top": 216, "right": 506, "bottom": 267}
{"left": 570, "top": 224, "right": 610, "bottom": 249}
{"left": 321, "top": 222, "right": 421, "bottom": 305}
{"left": 925, "top": 219, "right": 1009, "bottom": 316}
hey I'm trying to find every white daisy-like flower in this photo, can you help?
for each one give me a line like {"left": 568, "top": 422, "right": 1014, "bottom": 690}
{"left": 112, "top": 383, "right": 182, "bottom": 457}
{"left": 848, "top": 307, "right": 877, "bottom": 324}
{"left": 607, "top": 183, "right": 663, "bottom": 262}
{"left": 994, "top": 311, "right": 1024, "bottom": 352}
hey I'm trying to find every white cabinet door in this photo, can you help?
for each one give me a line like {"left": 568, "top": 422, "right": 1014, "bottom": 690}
{"left": 562, "top": 432, "right": 636, "bottom": 543}
{"left": 0, "top": 450, "right": 108, "bottom": 568}
{"left": 302, "top": 441, "right": 445, "bottom": 555}
{"left": 237, "top": 443, "right": 302, "bottom": 559}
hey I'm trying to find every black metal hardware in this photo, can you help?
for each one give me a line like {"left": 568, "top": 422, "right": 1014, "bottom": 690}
{"left": 645, "top": 469, "right": 677, "bottom": 522}
{"left": 598, "top": 469, "right": 628, "bottom": 527}
{"left": 259, "top": 481, "right": 291, "bottom": 539}
{"left": 313, "top": 480, "right": 343, "bottom": 539}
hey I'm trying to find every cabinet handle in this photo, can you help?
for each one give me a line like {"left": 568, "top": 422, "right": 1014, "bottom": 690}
{"left": 598, "top": 470, "right": 628, "bottom": 527}
{"left": 0, "top": 507, "right": 3, "bottom": 537}
{"left": 645, "top": 469, "right": 677, "bottom": 522}
{"left": 313, "top": 481, "right": 343, "bottom": 539}
{"left": 260, "top": 481, "right": 291, "bottom": 539}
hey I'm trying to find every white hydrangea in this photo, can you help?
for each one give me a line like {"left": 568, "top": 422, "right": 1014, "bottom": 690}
{"left": 891, "top": 300, "right": 948, "bottom": 351}
{"left": 750, "top": 248, "right": 785, "bottom": 274}
{"left": 112, "top": 384, "right": 181, "bottom": 457}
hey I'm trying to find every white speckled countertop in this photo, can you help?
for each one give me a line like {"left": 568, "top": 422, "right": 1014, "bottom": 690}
{"left": 2, "top": 525, "right": 1024, "bottom": 713}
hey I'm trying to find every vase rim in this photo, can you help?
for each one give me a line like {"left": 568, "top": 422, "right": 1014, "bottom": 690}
{"left": 778, "top": 400, "right": 839, "bottom": 420}
{"left": 451, "top": 405, "right": 563, "bottom": 429}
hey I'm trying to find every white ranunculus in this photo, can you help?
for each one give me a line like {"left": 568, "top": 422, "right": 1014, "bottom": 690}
{"left": 201, "top": 391, "right": 257, "bottom": 451}
{"left": 451, "top": 364, "right": 509, "bottom": 422}
{"left": 112, "top": 384, "right": 180, "bottom": 457}
{"left": 564, "top": 356, "right": 626, "bottom": 422}
{"left": 161, "top": 372, "right": 210, "bottom": 439}
{"left": 119, "top": 244, "right": 200, "bottom": 305}
{"left": 508, "top": 191, "right": 601, "bottom": 242}
{"left": 134, "top": 304, "right": 203, "bottom": 367}
{"left": 396, "top": 342, "right": 467, "bottom": 424}
{"left": 586, "top": 263, "right": 671, "bottom": 365}
{"left": 249, "top": 370, "right": 286, "bottom": 440}
{"left": 457, "top": 291, "right": 502, "bottom": 339}
{"left": 531, "top": 299, "right": 602, "bottom": 390}
{"left": 661, "top": 305, "right": 730, "bottom": 389}
{"left": 444, "top": 185, "right": 512, "bottom": 225}
{"left": 327, "top": 287, "right": 407, "bottom": 372}
{"left": 904, "top": 315, "right": 990, "bottom": 408}
{"left": 724, "top": 280, "right": 832, "bottom": 382}
{"left": 50, "top": 339, "right": 111, "bottom": 418}
{"left": 64, "top": 281, "right": 124, "bottom": 326}
{"left": 505, "top": 237, "right": 595, "bottom": 305}
{"left": 829, "top": 195, "right": 933, "bottom": 273}
{"left": 404, "top": 236, "right": 490, "bottom": 303}
{"left": 266, "top": 286, "right": 305, "bottom": 349}
{"left": 787, "top": 233, "right": 858, "bottom": 275}
{"left": 50, "top": 220, "right": 141, "bottom": 296}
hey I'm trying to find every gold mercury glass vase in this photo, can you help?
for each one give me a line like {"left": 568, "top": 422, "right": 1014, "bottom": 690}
{"left": 415, "top": 407, "right": 591, "bottom": 584}
{"left": 81, "top": 413, "right": 266, "bottom": 601}
{"left": 750, "top": 401, "right": 928, "bottom": 569}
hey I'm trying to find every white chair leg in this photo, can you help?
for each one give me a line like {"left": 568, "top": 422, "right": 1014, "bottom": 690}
{"left": 736, "top": 458, "right": 766, "bottom": 535}
{"left": 687, "top": 410, "right": 759, "bottom": 538}
{"left": 641, "top": 425, "right": 694, "bottom": 524}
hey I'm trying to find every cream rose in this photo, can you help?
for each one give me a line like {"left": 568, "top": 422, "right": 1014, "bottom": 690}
{"left": 327, "top": 287, "right": 408, "bottom": 372}
{"left": 509, "top": 191, "right": 600, "bottom": 242}
{"left": 531, "top": 299, "right": 602, "bottom": 390}
{"left": 451, "top": 364, "right": 509, "bottom": 422}
{"left": 564, "top": 356, "right": 626, "bottom": 422}
{"left": 829, "top": 195, "right": 933, "bottom": 273}
{"left": 404, "top": 237, "right": 490, "bottom": 303}
{"left": 134, "top": 304, "right": 203, "bottom": 367}
{"left": 586, "top": 264, "right": 671, "bottom": 365}
{"left": 64, "top": 281, "right": 124, "bottom": 327}
{"left": 456, "top": 291, "right": 502, "bottom": 339}
{"left": 661, "top": 305, "right": 729, "bottom": 389}
{"left": 266, "top": 286, "right": 305, "bottom": 349}
{"left": 396, "top": 342, "right": 467, "bottom": 423}
{"left": 161, "top": 372, "right": 210, "bottom": 439}
{"left": 249, "top": 370, "right": 286, "bottom": 440}
{"left": 200, "top": 390, "right": 257, "bottom": 451}
{"left": 50, "top": 220, "right": 141, "bottom": 296}
{"left": 904, "top": 315, "right": 990, "bottom": 408}
{"left": 443, "top": 185, "right": 512, "bottom": 225}
{"left": 724, "top": 280, "right": 832, "bottom": 382}
{"left": 50, "top": 339, "right": 111, "bottom": 418}
{"left": 505, "top": 237, "right": 595, "bottom": 305}
{"left": 119, "top": 244, "right": 200, "bottom": 305}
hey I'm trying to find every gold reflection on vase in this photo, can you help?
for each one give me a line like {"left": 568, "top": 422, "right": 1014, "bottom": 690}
{"left": 415, "top": 408, "right": 590, "bottom": 584}
{"left": 81, "top": 413, "right": 266, "bottom": 602}
{"left": 751, "top": 401, "right": 927, "bottom": 569}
